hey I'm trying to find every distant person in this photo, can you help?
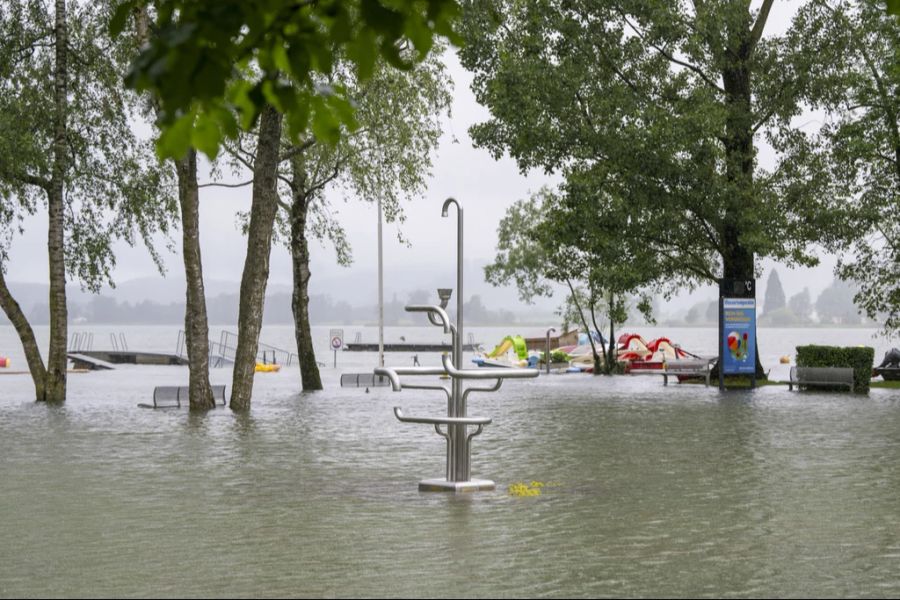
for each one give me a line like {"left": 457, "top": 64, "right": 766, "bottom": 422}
{"left": 413, "top": 354, "right": 420, "bottom": 366}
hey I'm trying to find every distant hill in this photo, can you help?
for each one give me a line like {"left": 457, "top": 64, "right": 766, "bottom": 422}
{"left": 0, "top": 259, "right": 561, "bottom": 326}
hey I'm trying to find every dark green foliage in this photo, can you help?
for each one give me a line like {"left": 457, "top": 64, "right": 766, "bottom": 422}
{"left": 458, "top": 0, "right": 855, "bottom": 313}
{"left": 796, "top": 345, "right": 875, "bottom": 393}
{"left": 112, "top": 0, "right": 461, "bottom": 158}
{"left": 788, "top": 1, "right": 899, "bottom": 335}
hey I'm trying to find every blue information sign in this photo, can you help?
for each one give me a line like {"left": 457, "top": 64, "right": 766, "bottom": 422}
{"left": 721, "top": 298, "right": 756, "bottom": 375}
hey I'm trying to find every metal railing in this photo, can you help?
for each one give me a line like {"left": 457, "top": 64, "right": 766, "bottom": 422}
{"left": 68, "top": 331, "right": 94, "bottom": 352}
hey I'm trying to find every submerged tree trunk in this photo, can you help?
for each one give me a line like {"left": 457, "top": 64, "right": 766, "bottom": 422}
{"left": 175, "top": 150, "right": 215, "bottom": 410}
{"left": 588, "top": 297, "right": 609, "bottom": 375}
{"left": 289, "top": 163, "right": 323, "bottom": 391}
{"left": 45, "top": 0, "right": 68, "bottom": 403}
{"left": 0, "top": 270, "right": 48, "bottom": 399}
{"left": 135, "top": 6, "right": 215, "bottom": 409}
{"left": 230, "top": 105, "right": 283, "bottom": 410}
{"left": 720, "top": 8, "right": 767, "bottom": 380}
{"left": 567, "top": 279, "right": 600, "bottom": 375}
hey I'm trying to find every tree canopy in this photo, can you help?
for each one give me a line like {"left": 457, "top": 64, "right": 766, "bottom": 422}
{"left": 788, "top": 0, "right": 899, "bottom": 334}
{"left": 0, "top": 0, "right": 175, "bottom": 286}
{"left": 458, "top": 0, "right": 853, "bottom": 294}
{"left": 111, "top": 0, "right": 461, "bottom": 159}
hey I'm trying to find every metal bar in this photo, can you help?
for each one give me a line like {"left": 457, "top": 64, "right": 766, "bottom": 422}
{"left": 393, "top": 407, "right": 491, "bottom": 426}
{"left": 405, "top": 305, "right": 451, "bottom": 334}
{"left": 441, "top": 354, "right": 539, "bottom": 380}
{"left": 461, "top": 379, "right": 502, "bottom": 404}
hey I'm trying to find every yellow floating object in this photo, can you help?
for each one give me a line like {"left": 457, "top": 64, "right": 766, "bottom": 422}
{"left": 255, "top": 363, "right": 281, "bottom": 373}
{"left": 780, "top": 355, "right": 791, "bottom": 364}
{"left": 508, "top": 481, "right": 545, "bottom": 497}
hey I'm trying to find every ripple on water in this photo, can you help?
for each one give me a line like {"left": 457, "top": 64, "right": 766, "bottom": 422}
{"left": 2, "top": 367, "right": 900, "bottom": 597}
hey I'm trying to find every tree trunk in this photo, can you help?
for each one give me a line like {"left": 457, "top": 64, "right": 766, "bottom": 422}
{"left": 608, "top": 318, "right": 616, "bottom": 375}
{"left": 289, "top": 164, "right": 323, "bottom": 391}
{"left": 133, "top": 7, "right": 215, "bottom": 408}
{"left": 45, "top": 0, "right": 68, "bottom": 403}
{"left": 175, "top": 150, "right": 215, "bottom": 410}
{"left": 0, "top": 270, "right": 48, "bottom": 399}
{"left": 588, "top": 295, "right": 609, "bottom": 375}
{"left": 721, "top": 17, "right": 766, "bottom": 380}
{"left": 566, "top": 279, "right": 600, "bottom": 375}
{"left": 230, "top": 105, "right": 283, "bottom": 410}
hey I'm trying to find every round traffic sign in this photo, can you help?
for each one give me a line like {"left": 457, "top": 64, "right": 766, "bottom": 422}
{"left": 331, "top": 336, "right": 343, "bottom": 349}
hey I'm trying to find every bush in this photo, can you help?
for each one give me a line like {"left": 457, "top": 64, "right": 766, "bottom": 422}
{"left": 795, "top": 345, "right": 875, "bottom": 393}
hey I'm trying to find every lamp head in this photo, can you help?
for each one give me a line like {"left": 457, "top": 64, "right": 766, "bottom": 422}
{"left": 441, "top": 197, "right": 458, "bottom": 217}
{"left": 437, "top": 288, "right": 453, "bottom": 308}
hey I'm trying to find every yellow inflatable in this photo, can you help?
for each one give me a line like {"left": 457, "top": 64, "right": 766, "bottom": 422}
{"left": 255, "top": 363, "right": 281, "bottom": 373}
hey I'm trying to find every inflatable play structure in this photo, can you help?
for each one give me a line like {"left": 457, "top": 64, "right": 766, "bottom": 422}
{"left": 474, "top": 335, "right": 540, "bottom": 369}
{"left": 255, "top": 362, "right": 281, "bottom": 373}
{"left": 475, "top": 330, "right": 700, "bottom": 374}
{"left": 555, "top": 331, "right": 697, "bottom": 373}
{"left": 616, "top": 332, "right": 692, "bottom": 372}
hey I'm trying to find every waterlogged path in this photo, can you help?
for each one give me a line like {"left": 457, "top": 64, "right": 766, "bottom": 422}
{"left": 2, "top": 325, "right": 900, "bottom": 597}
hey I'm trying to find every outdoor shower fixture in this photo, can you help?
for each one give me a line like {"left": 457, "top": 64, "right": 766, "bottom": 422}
{"left": 374, "top": 199, "right": 538, "bottom": 492}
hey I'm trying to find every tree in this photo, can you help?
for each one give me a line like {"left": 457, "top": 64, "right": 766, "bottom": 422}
{"left": 763, "top": 269, "right": 786, "bottom": 315}
{"left": 230, "top": 105, "right": 284, "bottom": 411}
{"left": 133, "top": 5, "right": 215, "bottom": 410}
{"left": 816, "top": 277, "right": 864, "bottom": 325}
{"left": 111, "top": 0, "right": 459, "bottom": 409}
{"left": 112, "top": 0, "right": 462, "bottom": 160}
{"left": 275, "top": 55, "right": 451, "bottom": 392}
{"left": 221, "top": 53, "right": 451, "bottom": 392}
{"left": 459, "top": 0, "right": 856, "bottom": 378}
{"left": 0, "top": 0, "right": 174, "bottom": 402}
{"left": 486, "top": 188, "right": 658, "bottom": 374}
{"left": 788, "top": 287, "right": 813, "bottom": 323}
{"left": 788, "top": 1, "right": 899, "bottom": 334}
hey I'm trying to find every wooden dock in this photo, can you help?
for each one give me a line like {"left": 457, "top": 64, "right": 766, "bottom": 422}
{"left": 67, "top": 350, "right": 188, "bottom": 369}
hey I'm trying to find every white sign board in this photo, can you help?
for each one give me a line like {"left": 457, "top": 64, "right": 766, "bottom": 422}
{"left": 329, "top": 329, "right": 344, "bottom": 351}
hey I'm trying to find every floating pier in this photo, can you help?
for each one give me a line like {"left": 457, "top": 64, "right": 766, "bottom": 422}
{"left": 344, "top": 342, "right": 480, "bottom": 352}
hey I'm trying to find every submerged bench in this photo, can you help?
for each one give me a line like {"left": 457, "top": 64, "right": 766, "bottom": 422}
{"left": 628, "top": 358, "right": 717, "bottom": 386}
{"left": 788, "top": 366, "right": 854, "bottom": 391}
{"left": 139, "top": 385, "right": 227, "bottom": 408}
{"left": 663, "top": 358, "right": 717, "bottom": 386}
{"left": 340, "top": 373, "right": 391, "bottom": 388}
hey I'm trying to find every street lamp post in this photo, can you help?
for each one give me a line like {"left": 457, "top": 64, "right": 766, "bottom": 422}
{"left": 546, "top": 327, "right": 556, "bottom": 375}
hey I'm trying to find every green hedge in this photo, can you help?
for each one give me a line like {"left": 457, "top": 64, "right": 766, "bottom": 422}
{"left": 795, "top": 345, "right": 875, "bottom": 393}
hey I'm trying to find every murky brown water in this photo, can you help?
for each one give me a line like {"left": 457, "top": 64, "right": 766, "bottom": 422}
{"left": 2, "top": 325, "right": 900, "bottom": 597}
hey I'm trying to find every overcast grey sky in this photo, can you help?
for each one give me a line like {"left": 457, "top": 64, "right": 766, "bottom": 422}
{"left": 4, "top": 3, "right": 841, "bottom": 313}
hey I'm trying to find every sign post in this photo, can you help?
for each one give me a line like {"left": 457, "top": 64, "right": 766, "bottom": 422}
{"left": 329, "top": 328, "right": 344, "bottom": 368}
{"left": 718, "top": 279, "right": 757, "bottom": 390}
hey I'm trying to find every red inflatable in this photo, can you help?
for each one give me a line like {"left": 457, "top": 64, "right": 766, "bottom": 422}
{"left": 0, "top": 356, "right": 9, "bottom": 368}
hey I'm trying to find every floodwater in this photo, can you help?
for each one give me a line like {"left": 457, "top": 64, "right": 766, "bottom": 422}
{"left": 1, "top": 325, "right": 900, "bottom": 598}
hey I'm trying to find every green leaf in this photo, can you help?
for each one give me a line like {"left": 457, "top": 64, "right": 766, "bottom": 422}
{"left": 109, "top": 0, "right": 138, "bottom": 36}
{"left": 156, "top": 111, "right": 195, "bottom": 159}
{"left": 191, "top": 111, "right": 222, "bottom": 160}
{"left": 888, "top": 0, "right": 900, "bottom": 15}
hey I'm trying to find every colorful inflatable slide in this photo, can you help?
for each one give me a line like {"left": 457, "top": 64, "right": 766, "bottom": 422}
{"left": 474, "top": 335, "right": 539, "bottom": 368}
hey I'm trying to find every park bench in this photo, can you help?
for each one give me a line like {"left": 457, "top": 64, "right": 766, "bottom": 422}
{"left": 627, "top": 358, "right": 717, "bottom": 386}
{"left": 788, "top": 366, "right": 854, "bottom": 391}
{"left": 138, "top": 385, "right": 227, "bottom": 408}
{"left": 663, "top": 358, "right": 717, "bottom": 386}
{"left": 339, "top": 373, "right": 392, "bottom": 388}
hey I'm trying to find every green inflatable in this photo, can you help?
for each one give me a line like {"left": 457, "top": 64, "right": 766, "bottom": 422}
{"left": 486, "top": 335, "right": 529, "bottom": 360}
